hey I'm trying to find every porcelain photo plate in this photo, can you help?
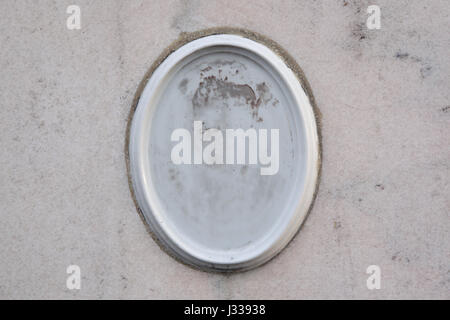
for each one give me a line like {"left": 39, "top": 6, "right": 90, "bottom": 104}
{"left": 128, "top": 34, "right": 320, "bottom": 271}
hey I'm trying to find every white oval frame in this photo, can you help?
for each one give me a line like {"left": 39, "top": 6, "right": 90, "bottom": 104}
{"left": 128, "top": 34, "right": 320, "bottom": 271}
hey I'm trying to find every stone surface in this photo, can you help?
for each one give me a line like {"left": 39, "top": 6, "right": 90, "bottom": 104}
{"left": 0, "top": 0, "right": 448, "bottom": 299}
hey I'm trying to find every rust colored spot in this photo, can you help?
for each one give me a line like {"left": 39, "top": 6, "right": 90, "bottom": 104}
{"left": 191, "top": 73, "right": 275, "bottom": 121}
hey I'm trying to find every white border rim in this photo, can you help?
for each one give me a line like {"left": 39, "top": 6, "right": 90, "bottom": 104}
{"left": 129, "top": 34, "right": 319, "bottom": 271}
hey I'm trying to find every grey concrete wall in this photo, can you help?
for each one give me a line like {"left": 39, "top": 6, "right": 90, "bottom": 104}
{"left": 0, "top": 0, "right": 448, "bottom": 299}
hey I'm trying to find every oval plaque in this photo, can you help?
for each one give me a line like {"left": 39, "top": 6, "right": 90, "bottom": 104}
{"left": 128, "top": 31, "right": 320, "bottom": 271}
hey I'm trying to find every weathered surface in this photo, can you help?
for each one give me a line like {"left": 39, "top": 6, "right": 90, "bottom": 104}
{"left": 0, "top": 0, "right": 449, "bottom": 299}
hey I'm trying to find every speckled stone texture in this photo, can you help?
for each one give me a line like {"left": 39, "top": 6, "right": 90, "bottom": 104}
{"left": 0, "top": 0, "right": 448, "bottom": 299}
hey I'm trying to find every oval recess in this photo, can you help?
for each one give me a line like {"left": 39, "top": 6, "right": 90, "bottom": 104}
{"left": 127, "top": 31, "right": 320, "bottom": 272}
